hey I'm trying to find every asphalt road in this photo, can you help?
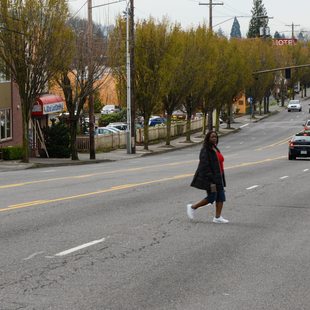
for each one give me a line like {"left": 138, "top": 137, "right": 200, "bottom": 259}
{"left": 0, "top": 100, "right": 310, "bottom": 309}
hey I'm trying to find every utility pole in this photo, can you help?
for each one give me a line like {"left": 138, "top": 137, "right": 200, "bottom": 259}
{"left": 199, "top": 1, "right": 223, "bottom": 131}
{"left": 126, "top": 2, "right": 132, "bottom": 154}
{"left": 129, "top": 0, "right": 135, "bottom": 154}
{"left": 199, "top": 1, "right": 223, "bottom": 30}
{"left": 88, "top": 0, "right": 95, "bottom": 159}
{"left": 286, "top": 22, "right": 300, "bottom": 39}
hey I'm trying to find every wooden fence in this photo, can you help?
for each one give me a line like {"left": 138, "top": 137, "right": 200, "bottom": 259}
{"left": 77, "top": 119, "right": 203, "bottom": 152}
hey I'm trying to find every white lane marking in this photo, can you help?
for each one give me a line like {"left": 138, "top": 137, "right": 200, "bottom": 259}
{"left": 240, "top": 123, "right": 249, "bottom": 128}
{"left": 240, "top": 142, "right": 244, "bottom": 144}
{"left": 41, "top": 170, "right": 56, "bottom": 173}
{"left": 246, "top": 185, "right": 259, "bottom": 190}
{"left": 23, "top": 251, "right": 44, "bottom": 260}
{"left": 225, "top": 146, "right": 231, "bottom": 148}
{"left": 304, "top": 169, "right": 309, "bottom": 172}
{"left": 55, "top": 238, "right": 106, "bottom": 257}
{"left": 280, "top": 176, "right": 289, "bottom": 179}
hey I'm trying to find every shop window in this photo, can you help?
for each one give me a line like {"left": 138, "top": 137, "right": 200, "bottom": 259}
{"left": 0, "top": 65, "right": 10, "bottom": 82}
{"left": 0, "top": 108, "right": 12, "bottom": 141}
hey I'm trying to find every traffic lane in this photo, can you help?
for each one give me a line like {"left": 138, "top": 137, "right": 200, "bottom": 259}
{"left": 222, "top": 122, "right": 299, "bottom": 156}
{"left": 93, "top": 157, "right": 310, "bottom": 310}
{"left": 223, "top": 102, "right": 310, "bottom": 154}
{"left": 0, "top": 131, "right": 298, "bottom": 209}
{"left": 0, "top": 105, "right": 296, "bottom": 187}
{"left": 0, "top": 114, "right": 305, "bottom": 210}
{"left": 1, "top": 154, "right": 310, "bottom": 309}
{"left": 0, "top": 177, "right": 200, "bottom": 309}
{"left": 0, "top": 150, "right": 290, "bottom": 210}
{"left": 0, "top": 121, "right": 295, "bottom": 198}
{"left": 0, "top": 162, "right": 196, "bottom": 208}
{"left": 0, "top": 106, "right": 299, "bottom": 189}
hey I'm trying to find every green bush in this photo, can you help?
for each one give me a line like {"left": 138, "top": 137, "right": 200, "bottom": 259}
{"left": 98, "top": 109, "right": 126, "bottom": 127}
{"left": 2, "top": 146, "right": 23, "bottom": 160}
{"left": 43, "top": 121, "right": 71, "bottom": 158}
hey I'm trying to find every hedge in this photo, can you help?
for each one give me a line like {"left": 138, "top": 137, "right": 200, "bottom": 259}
{"left": 1, "top": 146, "right": 23, "bottom": 160}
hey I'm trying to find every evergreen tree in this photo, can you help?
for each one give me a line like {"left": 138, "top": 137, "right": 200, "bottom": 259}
{"left": 274, "top": 31, "right": 281, "bottom": 39}
{"left": 247, "top": 0, "right": 268, "bottom": 38}
{"left": 297, "top": 32, "right": 305, "bottom": 41}
{"left": 216, "top": 27, "right": 226, "bottom": 38}
{"left": 230, "top": 17, "right": 242, "bottom": 38}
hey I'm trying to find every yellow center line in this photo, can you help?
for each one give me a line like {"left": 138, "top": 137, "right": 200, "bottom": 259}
{"left": 2, "top": 174, "right": 193, "bottom": 212}
{"left": 0, "top": 160, "right": 197, "bottom": 189}
{"left": 1, "top": 156, "right": 286, "bottom": 212}
{"left": 226, "top": 155, "right": 286, "bottom": 169}
{"left": 255, "top": 136, "right": 292, "bottom": 151}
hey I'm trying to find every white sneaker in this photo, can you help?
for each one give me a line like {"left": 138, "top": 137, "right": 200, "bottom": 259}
{"left": 187, "top": 204, "right": 194, "bottom": 219}
{"left": 213, "top": 216, "right": 229, "bottom": 224}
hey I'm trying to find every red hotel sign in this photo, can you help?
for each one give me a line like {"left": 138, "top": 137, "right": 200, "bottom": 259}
{"left": 273, "top": 38, "right": 297, "bottom": 46}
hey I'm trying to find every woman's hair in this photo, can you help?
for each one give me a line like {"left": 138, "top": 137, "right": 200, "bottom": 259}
{"left": 203, "top": 130, "right": 218, "bottom": 148}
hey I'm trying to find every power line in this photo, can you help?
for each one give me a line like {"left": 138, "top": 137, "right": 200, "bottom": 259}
{"left": 69, "top": 0, "right": 88, "bottom": 20}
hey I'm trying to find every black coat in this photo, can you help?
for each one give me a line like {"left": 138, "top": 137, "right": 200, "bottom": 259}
{"left": 190, "top": 145, "right": 226, "bottom": 191}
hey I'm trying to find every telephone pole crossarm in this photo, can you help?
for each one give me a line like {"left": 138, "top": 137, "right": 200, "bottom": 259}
{"left": 199, "top": 1, "right": 223, "bottom": 30}
{"left": 198, "top": 1, "right": 223, "bottom": 5}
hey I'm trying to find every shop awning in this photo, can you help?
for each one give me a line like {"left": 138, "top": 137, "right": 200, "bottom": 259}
{"left": 32, "top": 94, "right": 64, "bottom": 117}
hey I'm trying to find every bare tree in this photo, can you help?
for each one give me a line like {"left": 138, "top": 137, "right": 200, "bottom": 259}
{"left": 0, "top": 0, "right": 74, "bottom": 162}
{"left": 54, "top": 17, "right": 110, "bottom": 160}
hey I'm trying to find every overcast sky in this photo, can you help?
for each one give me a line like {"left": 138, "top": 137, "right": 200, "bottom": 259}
{"left": 68, "top": 0, "right": 310, "bottom": 37}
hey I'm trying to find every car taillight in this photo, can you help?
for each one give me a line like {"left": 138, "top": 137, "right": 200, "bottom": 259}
{"left": 289, "top": 141, "right": 294, "bottom": 148}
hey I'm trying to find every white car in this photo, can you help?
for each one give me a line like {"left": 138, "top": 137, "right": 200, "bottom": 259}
{"left": 107, "top": 122, "right": 127, "bottom": 131}
{"left": 287, "top": 100, "right": 302, "bottom": 112}
{"left": 100, "top": 105, "right": 120, "bottom": 115}
{"left": 96, "top": 127, "right": 120, "bottom": 135}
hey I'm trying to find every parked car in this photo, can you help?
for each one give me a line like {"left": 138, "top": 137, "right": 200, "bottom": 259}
{"left": 107, "top": 122, "right": 127, "bottom": 131}
{"left": 303, "top": 119, "right": 310, "bottom": 130}
{"left": 100, "top": 104, "right": 120, "bottom": 115}
{"left": 172, "top": 110, "right": 186, "bottom": 120}
{"left": 287, "top": 99, "right": 302, "bottom": 112}
{"left": 288, "top": 132, "right": 310, "bottom": 160}
{"left": 149, "top": 117, "right": 166, "bottom": 127}
{"left": 96, "top": 127, "right": 120, "bottom": 135}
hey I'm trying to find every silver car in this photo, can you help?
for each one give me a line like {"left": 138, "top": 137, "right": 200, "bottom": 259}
{"left": 287, "top": 99, "right": 302, "bottom": 112}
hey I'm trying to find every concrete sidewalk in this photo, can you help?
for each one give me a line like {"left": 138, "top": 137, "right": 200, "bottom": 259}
{"left": 0, "top": 104, "right": 285, "bottom": 172}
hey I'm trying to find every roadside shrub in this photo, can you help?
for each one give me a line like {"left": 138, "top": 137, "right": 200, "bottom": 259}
{"left": 98, "top": 109, "right": 126, "bottom": 126}
{"left": 1, "top": 146, "right": 23, "bottom": 160}
{"left": 42, "top": 121, "right": 71, "bottom": 158}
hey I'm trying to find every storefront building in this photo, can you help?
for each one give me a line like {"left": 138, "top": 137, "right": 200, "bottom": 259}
{"left": 0, "top": 79, "right": 23, "bottom": 149}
